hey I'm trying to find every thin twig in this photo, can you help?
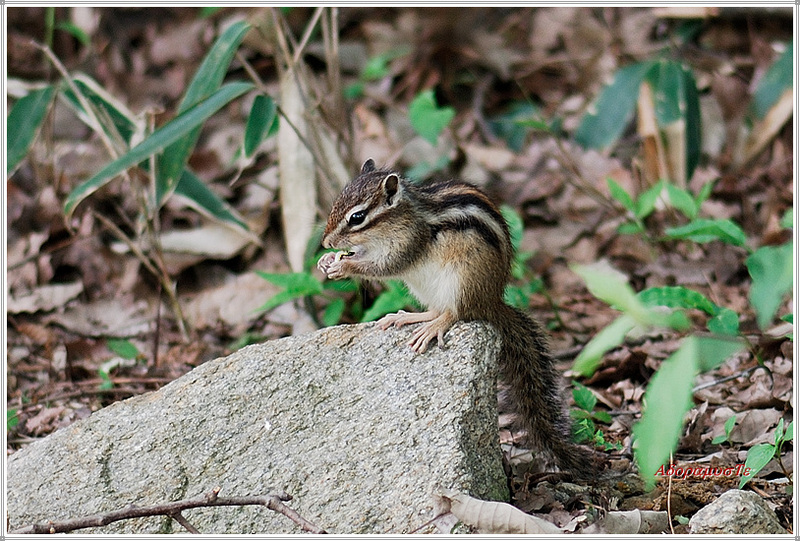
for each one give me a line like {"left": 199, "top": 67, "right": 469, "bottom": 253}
{"left": 92, "top": 211, "right": 189, "bottom": 341}
{"left": 691, "top": 365, "right": 764, "bottom": 393}
{"left": 31, "top": 40, "right": 120, "bottom": 159}
{"left": 292, "top": 7, "right": 325, "bottom": 66}
{"left": 666, "top": 452, "right": 675, "bottom": 535}
{"left": 10, "top": 488, "right": 327, "bottom": 534}
{"left": 170, "top": 512, "right": 200, "bottom": 534}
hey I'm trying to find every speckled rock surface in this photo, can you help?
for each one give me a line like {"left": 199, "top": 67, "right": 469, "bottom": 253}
{"left": 7, "top": 321, "right": 508, "bottom": 534}
{"left": 688, "top": 489, "right": 785, "bottom": 534}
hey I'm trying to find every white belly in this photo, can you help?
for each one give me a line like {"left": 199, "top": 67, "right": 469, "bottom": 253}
{"left": 400, "top": 258, "right": 460, "bottom": 313}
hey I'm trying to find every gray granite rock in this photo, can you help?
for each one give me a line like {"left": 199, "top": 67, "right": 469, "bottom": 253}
{"left": 7, "top": 321, "right": 509, "bottom": 534}
{"left": 688, "top": 489, "right": 785, "bottom": 534}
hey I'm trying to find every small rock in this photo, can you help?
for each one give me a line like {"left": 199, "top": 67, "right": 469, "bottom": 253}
{"left": 688, "top": 489, "right": 785, "bottom": 534}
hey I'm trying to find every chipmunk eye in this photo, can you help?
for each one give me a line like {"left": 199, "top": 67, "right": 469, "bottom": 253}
{"left": 348, "top": 210, "right": 366, "bottom": 226}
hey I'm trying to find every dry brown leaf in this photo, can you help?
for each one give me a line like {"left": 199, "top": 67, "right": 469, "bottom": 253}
{"left": 581, "top": 509, "right": 669, "bottom": 534}
{"left": 740, "top": 88, "right": 793, "bottom": 166}
{"left": 8, "top": 282, "right": 84, "bottom": 314}
{"left": 183, "top": 271, "right": 279, "bottom": 330}
{"left": 437, "top": 490, "right": 562, "bottom": 534}
{"left": 729, "top": 409, "right": 782, "bottom": 445}
{"left": 25, "top": 406, "right": 67, "bottom": 436}
{"left": 157, "top": 224, "right": 254, "bottom": 259}
{"left": 637, "top": 81, "right": 669, "bottom": 185}
{"left": 44, "top": 299, "right": 152, "bottom": 338}
{"left": 278, "top": 67, "right": 317, "bottom": 272}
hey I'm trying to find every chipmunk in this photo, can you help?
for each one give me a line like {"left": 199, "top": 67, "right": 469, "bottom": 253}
{"left": 317, "top": 159, "right": 595, "bottom": 480}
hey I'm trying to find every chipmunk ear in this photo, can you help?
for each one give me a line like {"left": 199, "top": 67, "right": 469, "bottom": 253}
{"left": 361, "top": 159, "right": 376, "bottom": 174}
{"left": 382, "top": 173, "right": 400, "bottom": 205}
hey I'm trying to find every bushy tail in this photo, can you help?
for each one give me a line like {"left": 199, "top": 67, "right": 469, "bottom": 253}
{"left": 492, "top": 305, "right": 596, "bottom": 480}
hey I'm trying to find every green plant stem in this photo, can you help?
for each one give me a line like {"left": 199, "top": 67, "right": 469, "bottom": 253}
{"left": 44, "top": 7, "right": 55, "bottom": 50}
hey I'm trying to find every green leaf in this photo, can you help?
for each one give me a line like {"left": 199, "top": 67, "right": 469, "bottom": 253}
{"left": 501, "top": 205, "right": 524, "bottom": 253}
{"left": 648, "top": 59, "right": 683, "bottom": 125}
{"left": 64, "top": 82, "right": 253, "bottom": 219}
{"left": 343, "top": 82, "right": 364, "bottom": 100}
{"left": 783, "top": 421, "right": 794, "bottom": 442}
{"left": 255, "top": 271, "right": 323, "bottom": 312}
{"left": 244, "top": 94, "right": 277, "bottom": 157}
{"left": 106, "top": 339, "right": 140, "bottom": 360}
{"left": 7, "top": 85, "right": 55, "bottom": 174}
{"left": 681, "top": 65, "right": 701, "bottom": 182}
{"left": 665, "top": 183, "right": 699, "bottom": 219}
{"left": 573, "top": 314, "right": 636, "bottom": 377}
{"left": 707, "top": 308, "right": 740, "bottom": 336}
{"left": 774, "top": 418, "right": 785, "bottom": 445}
{"left": 634, "top": 335, "right": 745, "bottom": 487}
{"left": 694, "top": 179, "right": 715, "bottom": 208}
{"left": 408, "top": 89, "right": 455, "bottom": 145}
{"left": 322, "top": 297, "right": 346, "bottom": 327}
{"left": 711, "top": 433, "right": 727, "bottom": 445}
{"left": 607, "top": 178, "right": 636, "bottom": 213}
{"left": 489, "top": 101, "right": 541, "bottom": 152}
{"left": 98, "top": 368, "right": 114, "bottom": 390}
{"left": 618, "top": 222, "right": 645, "bottom": 235}
{"left": 61, "top": 75, "right": 141, "bottom": 146}
{"left": 322, "top": 277, "right": 359, "bottom": 293}
{"left": 645, "top": 61, "right": 701, "bottom": 181}
{"left": 361, "top": 280, "right": 417, "bottom": 322}
{"left": 693, "top": 335, "right": 746, "bottom": 372}
{"left": 572, "top": 262, "right": 650, "bottom": 321}
{"left": 362, "top": 54, "right": 391, "bottom": 80}
{"left": 157, "top": 20, "right": 251, "bottom": 203}
{"left": 633, "top": 336, "right": 699, "bottom": 485}
{"left": 174, "top": 169, "right": 248, "bottom": 230}
{"left": 635, "top": 180, "right": 665, "bottom": 220}
{"left": 575, "top": 61, "right": 654, "bottom": 149}
{"left": 665, "top": 218, "right": 747, "bottom": 247}
{"left": 572, "top": 381, "right": 597, "bottom": 412}
{"left": 199, "top": 6, "right": 223, "bottom": 17}
{"left": 747, "top": 242, "right": 793, "bottom": 329}
{"left": 638, "top": 286, "right": 717, "bottom": 315}
{"left": 55, "top": 20, "right": 90, "bottom": 46}
{"left": 7, "top": 409, "right": 20, "bottom": 431}
{"left": 593, "top": 411, "right": 612, "bottom": 424}
{"left": 724, "top": 414, "right": 737, "bottom": 437}
{"left": 780, "top": 208, "right": 793, "bottom": 229}
{"left": 752, "top": 41, "right": 793, "bottom": 119}
{"left": 739, "top": 443, "right": 776, "bottom": 488}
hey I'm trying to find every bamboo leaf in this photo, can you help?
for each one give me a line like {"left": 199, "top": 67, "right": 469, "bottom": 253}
{"left": 665, "top": 218, "right": 747, "bottom": 247}
{"left": 747, "top": 242, "right": 793, "bottom": 329}
{"left": 575, "top": 61, "right": 653, "bottom": 149}
{"left": 64, "top": 82, "right": 253, "bottom": 219}
{"left": 752, "top": 41, "right": 793, "bottom": 119}
{"left": 244, "top": 94, "right": 277, "bottom": 157}
{"left": 173, "top": 169, "right": 249, "bottom": 231}
{"left": 7, "top": 85, "right": 55, "bottom": 174}
{"left": 157, "top": 20, "right": 251, "bottom": 203}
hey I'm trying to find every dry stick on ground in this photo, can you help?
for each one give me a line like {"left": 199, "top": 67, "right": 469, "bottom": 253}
{"left": 10, "top": 487, "right": 327, "bottom": 534}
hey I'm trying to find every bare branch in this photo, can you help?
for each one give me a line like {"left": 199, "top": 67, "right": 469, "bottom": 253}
{"left": 10, "top": 488, "right": 327, "bottom": 535}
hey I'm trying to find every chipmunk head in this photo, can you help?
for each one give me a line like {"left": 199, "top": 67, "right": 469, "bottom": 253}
{"left": 321, "top": 159, "right": 407, "bottom": 250}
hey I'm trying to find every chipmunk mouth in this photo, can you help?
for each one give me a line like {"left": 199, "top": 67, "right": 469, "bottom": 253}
{"left": 334, "top": 248, "right": 358, "bottom": 261}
